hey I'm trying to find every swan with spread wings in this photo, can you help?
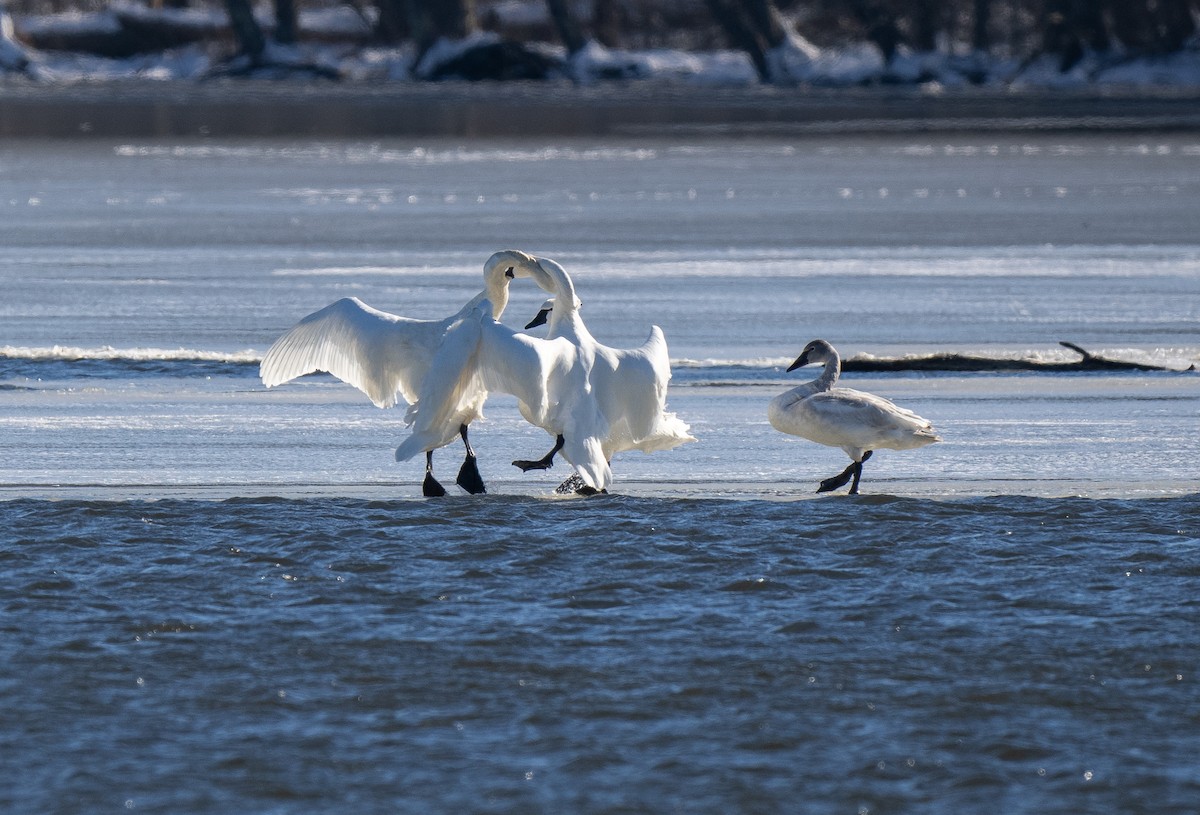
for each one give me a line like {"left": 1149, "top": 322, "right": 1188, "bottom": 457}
{"left": 259, "top": 249, "right": 545, "bottom": 497}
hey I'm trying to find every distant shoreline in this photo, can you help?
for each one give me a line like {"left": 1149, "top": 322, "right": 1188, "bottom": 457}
{"left": 2, "top": 80, "right": 1199, "bottom": 138}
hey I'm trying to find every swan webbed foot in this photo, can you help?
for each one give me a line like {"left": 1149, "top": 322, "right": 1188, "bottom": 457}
{"left": 423, "top": 471, "right": 448, "bottom": 497}
{"left": 817, "top": 469, "right": 853, "bottom": 493}
{"left": 423, "top": 450, "right": 448, "bottom": 497}
{"left": 554, "top": 473, "right": 586, "bottom": 494}
{"left": 512, "top": 455, "right": 554, "bottom": 472}
{"left": 817, "top": 456, "right": 870, "bottom": 495}
{"left": 513, "top": 434, "right": 565, "bottom": 474}
{"left": 847, "top": 464, "right": 864, "bottom": 495}
{"left": 551, "top": 474, "right": 607, "bottom": 496}
{"left": 456, "top": 454, "right": 487, "bottom": 495}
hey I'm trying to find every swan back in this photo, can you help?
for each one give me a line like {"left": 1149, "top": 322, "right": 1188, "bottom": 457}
{"left": 525, "top": 258, "right": 694, "bottom": 458}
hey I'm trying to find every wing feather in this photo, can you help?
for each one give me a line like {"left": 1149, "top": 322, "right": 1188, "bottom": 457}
{"left": 260, "top": 297, "right": 443, "bottom": 409}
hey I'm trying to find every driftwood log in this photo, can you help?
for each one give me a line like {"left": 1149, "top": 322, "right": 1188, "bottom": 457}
{"left": 842, "top": 342, "right": 1195, "bottom": 373}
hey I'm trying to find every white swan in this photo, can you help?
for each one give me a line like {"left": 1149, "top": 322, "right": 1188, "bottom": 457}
{"left": 769, "top": 339, "right": 940, "bottom": 494}
{"left": 394, "top": 256, "right": 694, "bottom": 495}
{"left": 511, "top": 258, "right": 695, "bottom": 492}
{"left": 259, "top": 249, "right": 545, "bottom": 496}
{"left": 392, "top": 301, "right": 612, "bottom": 492}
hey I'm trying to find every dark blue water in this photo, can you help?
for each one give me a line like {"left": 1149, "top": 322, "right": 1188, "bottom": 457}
{"left": 4, "top": 495, "right": 1197, "bottom": 814}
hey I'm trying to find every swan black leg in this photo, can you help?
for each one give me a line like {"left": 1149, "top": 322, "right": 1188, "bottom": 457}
{"left": 817, "top": 451, "right": 872, "bottom": 494}
{"left": 847, "top": 450, "right": 874, "bottom": 494}
{"left": 455, "top": 424, "right": 487, "bottom": 495}
{"left": 513, "top": 434, "right": 565, "bottom": 472}
{"left": 422, "top": 450, "right": 447, "bottom": 497}
{"left": 847, "top": 461, "right": 865, "bottom": 495}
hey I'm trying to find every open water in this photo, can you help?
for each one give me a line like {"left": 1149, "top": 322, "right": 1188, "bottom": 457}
{"left": 1, "top": 132, "right": 1198, "bottom": 813}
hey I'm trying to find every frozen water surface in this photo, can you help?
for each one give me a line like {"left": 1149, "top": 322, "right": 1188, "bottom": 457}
{"left": 1, "top": 132, "right": 1196, "bottom": 497}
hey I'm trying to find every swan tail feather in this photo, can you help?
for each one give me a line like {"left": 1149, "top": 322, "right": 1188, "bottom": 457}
{"left": 632, "top": 411, "right": 697, "bottom": 453}
{"left": 563, "top": 435, "right": 612, "bottom": 492}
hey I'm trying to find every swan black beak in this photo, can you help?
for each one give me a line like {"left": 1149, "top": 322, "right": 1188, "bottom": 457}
{"left": 786, "top": 351, "right": 811, "bottom": 372}
{"left": 525, "top": 308, "right": 551, "bottom": 330}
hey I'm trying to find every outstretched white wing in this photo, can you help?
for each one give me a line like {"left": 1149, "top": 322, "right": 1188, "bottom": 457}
{"left": 260, "top": 297, "right": 446, "bottom": 409}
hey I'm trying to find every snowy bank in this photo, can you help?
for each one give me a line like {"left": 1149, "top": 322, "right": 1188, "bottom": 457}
{"left": 3, "top": 5, "right": 1200, "bottom": 89}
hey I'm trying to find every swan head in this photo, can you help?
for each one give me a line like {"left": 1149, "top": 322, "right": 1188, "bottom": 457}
{"left": 525, "top": 299, "right": 554, "bottom": 330}
{"left": 484, "top": 249, "right": 541, "bottom": 282}
{"left": 523, "top": 295, "right": 583, "bottom": 330}
{"left": 482, "top": 250, "right": 542, "bottom": 317}
{"left": 787, "top": 339, "right": 838, "bottom": 372}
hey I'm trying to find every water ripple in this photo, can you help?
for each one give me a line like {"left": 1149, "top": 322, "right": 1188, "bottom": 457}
{"left": 2, "top": 494, "right": 1197, "bottom": 813}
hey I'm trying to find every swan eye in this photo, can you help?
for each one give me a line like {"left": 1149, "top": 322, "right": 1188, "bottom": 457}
{"left": 504, "top": 266, "right": 515, "bottom": 278}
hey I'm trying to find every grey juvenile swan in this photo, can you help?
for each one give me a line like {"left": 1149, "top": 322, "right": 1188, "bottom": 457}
{"left": 769, "top": 339, "right": 940, "bottom": 494}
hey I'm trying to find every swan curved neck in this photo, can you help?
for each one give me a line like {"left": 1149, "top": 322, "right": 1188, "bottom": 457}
{"left": 483, "top": 278, "right": 509, "bottom": 319}
{"left": 477, "top": 273, "right": 511, "bottom": 321}
{"left": 533, "top": 259, "right": 578, "bottom": 312}
{"left": 812, "top": 353, "right": 840, "bottom": 391}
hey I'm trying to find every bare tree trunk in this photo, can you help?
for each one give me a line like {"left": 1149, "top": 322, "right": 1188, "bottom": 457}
{"left": 849, "top": 1, "right": 902, "bottom": 64}
{"left": 593, "top": 0, "right": 622, "bottom": 48}
{"left": 1043, "top": 0, "right": 1109, "bottom": 71}
{"left": 405, "top": 0, "right": 479, "bottom": 75}
{"left": 274, "top": 0, "right": 297, "bottom": 46}
{"left": 546, "top": 0, "right": 586, "bottom": 55}
{"left": 704, "top": 0, "right": 786, "bottom": 82}
{"left": 427, "top": 0, "right": 474, "bottom": 40}
{"left": 912, "top": 0, "right": 940, "bottom": 52}
{"left": 373, "top": 0, "right": 410, "bottom": 43}
{"left": 742, "top": 0, "right": 788, "bottom": 50}
{"left": 1074, "top": 0, "right": 1110, "bottom": 52}
{"left": 224, "top": 0, "right": 265, "bottom": 61}
{"left": 404, "top": 0, "right": 434, "bottom": 49}
{"left": 1151, "top": 0, "right": 1196, "bottom": 52}
{"left": 407, "top": 0, "right": 475, "bottom": 54}
{"left": 972, "top": 0, "right": 990, "bottom": 52}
